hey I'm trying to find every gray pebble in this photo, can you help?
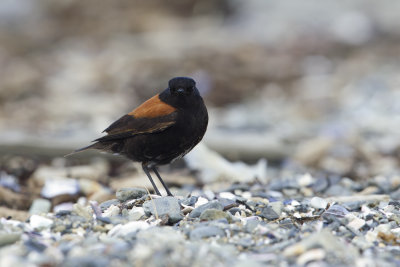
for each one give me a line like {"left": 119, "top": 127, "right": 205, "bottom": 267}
{"left": 189, "top": 226, "right": 226, "bottom": 240}
{"left": 0, "top": 232, "right": 21, "bottom": 247}
{"left": 29, "top": 198, "right": 52, "bottom": 215}
{"left": 143, "top": 196, "right": 182, "bottom": 223}
{"left": 259, "top": 206, "right": 280, "bottom": 220}
{"left": 99, "top": 199, "right": 120, "bottom": 211}
{"left": 116, "top": 188, "right": 147, "bottom": 202}
{"left": 199, "top": 209, "right": 232, "bottom": 223}
{"left": 189, "top": 200, "right": 223, "bottom": 218}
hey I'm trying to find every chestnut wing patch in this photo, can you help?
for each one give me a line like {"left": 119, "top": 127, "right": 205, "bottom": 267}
{"left": 128, "top": 94, "right": 176, "bottom": 118}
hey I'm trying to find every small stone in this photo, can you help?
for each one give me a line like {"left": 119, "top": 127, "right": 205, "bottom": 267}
{"left": 108, "top": 221, "right": 150, "bottom": 238}
{"left": 99, "top": 199, "right": 120, "bottom": 211}
{"left": 323, "top": 204, "right": 349, "bottom": 218}
{"left": 217, "top": 198, "right": 237, "bottom": 210}
{"left": 102, "top": 205, "right": 120, "bottom": 217}
{"left": 0, "top": 232, "right": 21, "bottom": 247}
{"left": 29, "top": 198, "right": 52, "bottom": 215}
{"left": 116, "top": 188, "right": 147, "bottom": 202}
{"left": 143, "top": 196, "right": 182, "bottom": 223}
{"left": 297, "top": 248, "right": 326, "bottom": 265}
{"left": 346, "top": 214, "right": 366, "bottom": 232}
{"left": 312, "top": 177, "right": 329, "bottom": 193}
{"left": 128, "top": 207, "right": 145, "bottom": 221}
{"left": 310, "top": 197, "right": 328, "bottom": 209}
{"left": 189, "top": 200, "right": 223, "bottom": 218}
{"left": 78, "top": 179, "right": 103, "bottom": 196}
{"left": 189, "top": 226, "right": 226, "bottom": 240}
{"left": 73, "top": 203, "right": 93, "bottom": 220}
{"left": 342, "top": 201, "right": 364, "bottom": 211}
{"left": 244, "top": 217, "right": 261, "bottom": 233}
{"left": 180, "top": 196, "right": 198, "bottom": 206}
{"left": 30, "top": 215, "right": 54, "bottom": 229}
{"left": 199, "top": 209, "right": 232, "bottom": 223}
{"left": 269, "top": 201, "right": 284, "bottom": 215}
{"left": 259, "top": 206, "right": 280, "bottom": 220}
{"left": 219, "top": 192, "right": 237, "bottom": 200}
{"left": 41, "top": 178, "right": 79, "bottom": 198}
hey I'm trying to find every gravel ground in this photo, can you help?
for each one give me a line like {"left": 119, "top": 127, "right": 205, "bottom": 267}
{"left": 1, "top": 1, "right": 400, "bottom": 266}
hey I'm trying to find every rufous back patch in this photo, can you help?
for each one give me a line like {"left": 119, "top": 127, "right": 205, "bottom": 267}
{"left": 128, "top": 94, "right": 176, "bottom": 118}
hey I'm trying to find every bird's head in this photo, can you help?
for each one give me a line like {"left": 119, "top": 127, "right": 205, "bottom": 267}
{"left": 168, "top": 77, "right": 199, "bottom": 97}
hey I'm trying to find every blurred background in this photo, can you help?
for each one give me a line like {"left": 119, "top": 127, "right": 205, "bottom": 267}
{"left": 1, "top": 0, "right": 400, "bottom": 216}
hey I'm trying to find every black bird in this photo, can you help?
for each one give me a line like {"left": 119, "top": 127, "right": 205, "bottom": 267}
{"left": 70, "top": 77, "right": 208, "bottom": 196}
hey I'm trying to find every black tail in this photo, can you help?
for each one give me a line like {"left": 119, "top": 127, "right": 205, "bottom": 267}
{"left": 64, "top": 140, "right": 124, "bottom": 157}
{"left": 64, "top": 143, "right": 97, "bottom": 157}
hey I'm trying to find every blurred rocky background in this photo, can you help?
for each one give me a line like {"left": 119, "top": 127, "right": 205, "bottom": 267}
{"left": 1, "top": 1, "right": 400, "bottom": 266}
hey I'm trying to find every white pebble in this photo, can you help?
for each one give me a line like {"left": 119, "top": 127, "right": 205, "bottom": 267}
{"left": 297, "top": 248, "right": 326, "bottom": 265}
{"left": 30, "top": 215, "right": 53, "bottom": 229}
{"left": 108, "top": 221, "right": 149, "bottom": 238}
{"left": 128, "top": 207, "right": 145, "bottom": 221}
{"left": 102, "top": 205, "right": 120, "bottom": 217}
{"left": 346, "top": 214, "right": 365, "bottom": 232}
{"left": 310, "top": 197, "right": 328, "bottom": 209}
{"left": 219, "top": 192, "right": 236, "bottom": 200}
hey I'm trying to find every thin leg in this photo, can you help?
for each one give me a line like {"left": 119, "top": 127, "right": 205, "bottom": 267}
{"left": 142, "top": 163, "right": 161, "bottom": 196}
{"left": 152, "top": 167, "right": 173, "bottom": 196}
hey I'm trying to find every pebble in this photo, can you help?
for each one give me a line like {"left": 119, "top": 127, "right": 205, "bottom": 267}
{"left": 143, "top": 196, "right": 183, "bottom": 223}
{"left": 269, "top": 201, "right": 284, "bottom": 215}
{"left": 259, "top": 206, "right": 280, "bottom": 220}
{"left": 297, "top": 248, "right": 326, "bottom": 265}
{"left": 199, "top": 209, "right": 232, "bottom": 223}
{"left": 116, "top": 188, "right": 147, "bottom": 202}
{"left": 30, "top": 215, "right": 54, "bottom": 229}
{"left": 189, "top": 200, "right": 223, "bottom": 218}
{"left": 310, "top": 197, "right": 328, "bottom": 209}
{"left": 128, "top": 207, "right": 145, "bottom": 221}
{"left": 108, "top": 221, "right": 150, "bottom": 238}
{"left": 346, "top": 215, "right": 366, "bottom": 232}
{"left": 29, "top": 198, "right": 52, "bottom": 215}
{"left": 189, "top": 226, "right": 226, "bottom": 240}
{"left": 99, "top": 199, "right": 120, "bottom": 211}
{"left": 323, "top": 204, "right": 349, "bottom": 218}
{"left": 102, "top": 205, "right": 120, "bottom": 217}
{"left": 41, "top": 178, "right": 79, "bottom": 198}
{"left": 0, "top": 232, "right": 21, "bottom": 247}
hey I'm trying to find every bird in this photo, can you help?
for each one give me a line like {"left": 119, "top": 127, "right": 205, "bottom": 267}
{"left": 69, "top": 77, "right": 208, "bottom": 196}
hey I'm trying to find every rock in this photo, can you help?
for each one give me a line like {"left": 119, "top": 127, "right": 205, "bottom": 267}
{"left": 346, "top": 214, "right": 366, "bottom": 232}
{"left": 0, "top": 232, "right": 21, "bottom": 247}
{"left": 32, "top": 162, "right": 109, "bottom": 184}
{"left": 102, "top": 205, "right": 120, "bottom": 217}
{"left": 128, "top": 207, "right": 145, "bottom": 221}
{"left": 78, "top": 179, "right": 103, "bottom": 196}
{"left": 199, "top": 209, "right": 232, "bottom": 222}
{"left": 189, "top": 200, "right": 223, "bottom": 218}
{"left": 29, "top": 198, "right": 52, "bottom": 215}
{"left": 30, "top": 215, "right": 54, "bottom": 229}
{"left": 259, "top": 206, "right": 280, "bottom": 220}
{"left": 310, "top": 197, "right": 328, "bottom": 209}
{"left": 143, "top": 197, "right": 182, "bottom": 223}
{"left": 297, "top": 248, "right": 326, "bottom": 265}
{"left": 189, "top": 226, "right": 226, "bottom": 240}
{"left": 323, "top": 204, "right": 349, "bottom": 218}
{"left": 99, "top": 199, "right": 120, "bottom": 211}
{"left": 269, "top": 201, "right": 284, "bottom": 215}
{"left": 217, "top": 198, "right": 237, "bottom": 210}
{"left": 73, "top": 203, "right": 93, "bottom": 220}
{"left": 41, "top": 178, "right": 79, "bottom": 198}
{"left": 116, "top": 188, "right": 147, "bottom": 202}
{"left": 108, "top": 221, "right": 150, "bottom": 238}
